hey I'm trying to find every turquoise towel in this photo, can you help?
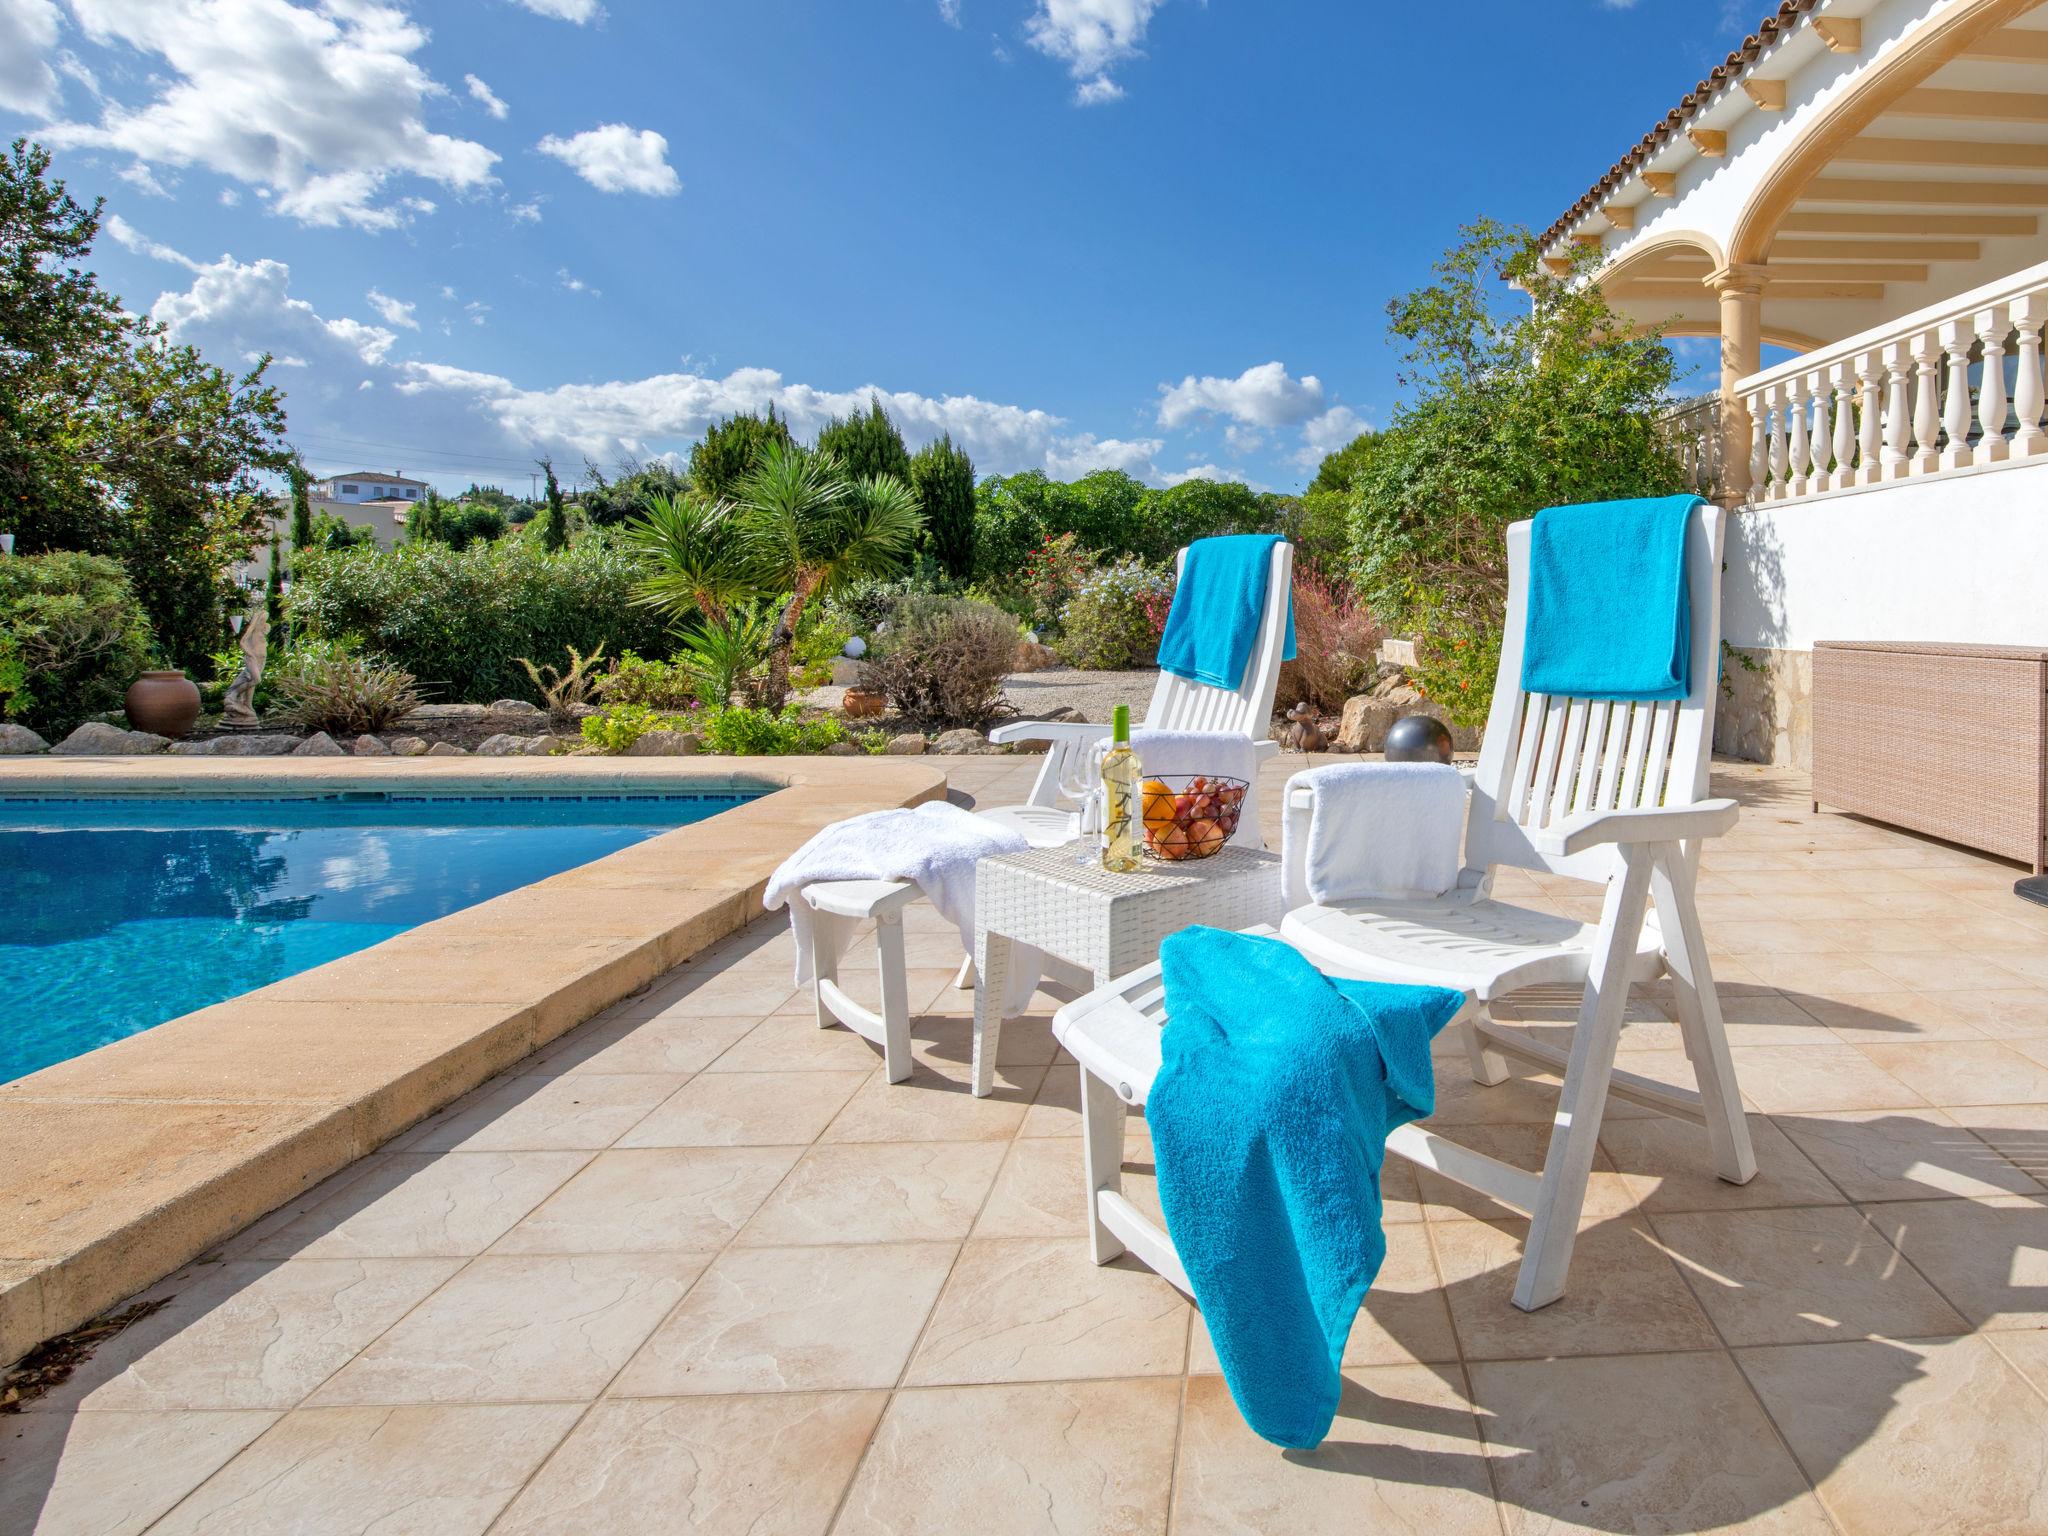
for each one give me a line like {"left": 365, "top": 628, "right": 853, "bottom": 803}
{"left": 1521, "top": 494, "right": 1700, "bottom": 702}
{"left": 1155, "top": 534, "right": 1296, "bottom": 691}
{"left": 1150, "top": 927, "right": 1464, "bottom": 1449}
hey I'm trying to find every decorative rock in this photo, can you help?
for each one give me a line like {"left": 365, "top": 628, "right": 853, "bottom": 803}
{"left": 623, "top": 730, "right": 700, "bottom": 757}
{"left": 1378, "top": 637, "right": 1420, "bottom": 669}
{"left": 823, "top": 741, "right": 859, "bottom": 756}
{"left": 1042, "top": 705, "right": 1085, "bottom": 724}
{"left": 841, "top": 687, "right": 886, "bottom": 720}
{"left": 1013, "top": 639, "right": 1057, "bottom": 671}
{"left": 566, "top": 702, "right": 600, "bottom": 720}
{"left": 487, "top": 699, "right": 542, "bottom": 717}
{"left": 932, "top": 728, "right": 986, "bottom": 755}
{"left": 519, "top": 735, "right": 557, "bottom": 756}
{"left": 1335, "top": 695, "right": 1479, "bottom": 755}
{"left": 387, "top": 736, "right": 429, "bottom": 757}
{"left": 474, "top": 733, "right": 522, "bottom": 757}
{"left": 0, "top": 723, "right": 50, "bottom": 754}
{"left": 52, "top": 721, "right": 168, "bottom": 756}
{"left": 167, "top": 733, "right": 303, "bottom": 757}
{"left": 885, "top": 733, "right": 927, "bottom": 755}
{"left": 404, "top": 703, "right": 488, "bottom": 723}
{"left": 426, "top": 741, "right": 468, "bottom": 757}
{"left": 829, "top": 657, "right": 865, "bottom": 686}
{"left": 293, "top": 731, "right": 346, "bottom": 757}
{"left": 352, "top": 734, "right": 392, "bottom": 756}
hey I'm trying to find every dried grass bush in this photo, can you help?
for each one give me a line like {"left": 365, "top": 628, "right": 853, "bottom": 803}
{"left": 861, "top": 594, "right": 1016, "bottom": 730}
{"left": 1275, "top": 566, "right": 1385, "bottom": 714}
{"left": 272, "top": 643, "right": 425, "bottom": 735}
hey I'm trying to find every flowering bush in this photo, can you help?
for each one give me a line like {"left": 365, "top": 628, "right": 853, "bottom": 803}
{"left": 1019, "top": 532, "right": 1096, "bottom": 632}
{"left": 1054, "top": 560, "right": 1173, "bottom": 671}
{"left": 1274, "top": 566, "right": 1385, "bottom": 714}
{"left": 1412, "top": 616, "right": 1500, "bottom": 728}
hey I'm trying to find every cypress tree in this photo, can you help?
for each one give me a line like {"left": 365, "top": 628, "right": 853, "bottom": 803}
{"left": 909, "top": 432, "right": 977, "bottom": 580}
{"left": 689, "top": 405, "right": 793, "bottom": 500}
{"left": 816, "top": 394, "right": 911, "bottom": 484}
{"left": 265, "top": 530, "right": 284, "bottom": 636}
{"left": 287, "top": 462, "right": 313, "bottom": 549}
{"left": 536, "top": 457, "right": 569, "bottom": 551}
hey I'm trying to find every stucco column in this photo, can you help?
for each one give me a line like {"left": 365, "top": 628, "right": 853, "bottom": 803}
{"left": 1706, "top": 264, "right": 1769, "bottom": 507}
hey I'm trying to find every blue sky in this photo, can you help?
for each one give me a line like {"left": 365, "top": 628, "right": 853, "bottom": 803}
{"left": 0, "top": 0, "right": 1758, "bottom": 495}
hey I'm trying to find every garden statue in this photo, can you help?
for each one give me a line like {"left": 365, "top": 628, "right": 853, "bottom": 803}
{"left": 1282, "top": 701, "right": 1328, "bottom": 752}
{"left": 219, "top": 598, "right": 268, "bottom": 728}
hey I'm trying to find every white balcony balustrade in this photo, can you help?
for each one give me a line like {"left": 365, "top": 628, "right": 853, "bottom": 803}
{"left": 1738, "top": 260, "right": 2048, "bottom": 506}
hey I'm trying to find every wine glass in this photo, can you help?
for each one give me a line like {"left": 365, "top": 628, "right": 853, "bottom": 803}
{"left": 1054, "top": 732, "right": 1109, "bottom": 865}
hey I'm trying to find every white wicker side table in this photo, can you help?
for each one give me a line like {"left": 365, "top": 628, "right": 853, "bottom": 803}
{"left": 971, "top": 844, "right": 1283, "bottom": 1097}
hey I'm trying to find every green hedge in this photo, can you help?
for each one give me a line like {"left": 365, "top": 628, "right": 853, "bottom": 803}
{"left": 0, "top": 550, "right": 153, "bottom": 738}
{"left": 287, "top": 533, "right": 676, "bottom": 704}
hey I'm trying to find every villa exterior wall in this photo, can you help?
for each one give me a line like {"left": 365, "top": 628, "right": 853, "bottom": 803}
{"left": 1717, "top": 460, "right": 2048, "bottom": 763}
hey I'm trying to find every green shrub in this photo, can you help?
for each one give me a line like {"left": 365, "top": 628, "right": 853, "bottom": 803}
{"left": 602, "top": 650, "right": 697, "bottom": 711}
{"left": 822, "top": 572, "right": 951, "bottom": 638}
{"left": 700, "top": 704, "right": 845, "bottom": 755}
{"left": 270, "top": 640, "right": 424, "bottom": 735}
{"left": 286, "top": 533, "right": 674, "bottom": 704}
{"left": 861, "top": 595, "right": 1016, "bottom": 729}
{"left": 0, "top": 551, "right": 153, "bottom": 737}
{"left": 1275, "top": 566, "right": 1384, "bottom": 714}
{"left": 580, "top": 703, "right": 693, "bottom": 754}
{"left": 1054, "top": 560, "right": 1171, "bottom": 670}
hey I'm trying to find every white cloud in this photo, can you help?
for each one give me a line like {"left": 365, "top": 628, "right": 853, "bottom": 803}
{"left": 506, "top": 197, "right": 542, "bottom": 223}
{"left": 365, "top": 287, "right": 418, "bottom": 329}
{"left": 464, "top": 300, "right": 490, "bottom": 325}
{"left": 42, "top": 0, "right": 498, "bottom": 230}
{"left": 1026, "top": 0, "right": 1165, "bottom": 104}
{"left": 104, "top": 212, "right": 201, "bottom": 270}
{"left": 1160, "top": 463, "right": 1224, "bottom": 486}
{"left": 150, "top": 250, "right": 399, "bottom": 368}
{"left": 0, "top": 0, "right": 61, "bottom": 115}
{"left": 1042, "top": 434, "right": 1163, "bottom": 479}
{"left": 558, "top": 267, "right": 600, "bottom": 297}
{"left": 218, "top": 187, "right": 240, "bottom": 206}
{"left": 1158, "top": 360, "right": 1327, "bottom": 431}
{"left": 1299, "top": 404, "right": 1364, "bottom": 457}
{"left": 464, "top": 72, "right": 508, "bottom": 119}
{"left": 937, "top": 0, "right": 961, "bottom": 25}
{"left": 506, "top": 0, "right": 600, "bottom": 18}
{"left": 115, "top": 159, "right": 170, "bottom": 196}
{"left": 537, "top": 123, "right": 680, "bottom": 196}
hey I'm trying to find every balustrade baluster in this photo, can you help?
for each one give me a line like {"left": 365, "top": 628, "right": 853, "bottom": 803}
{"left": 1882, "top": 339, "right": 1913, "bottom": 480}
{"left": 1747, "top": 389, "right": 1769, "bottom": 497}
{"left": 1938, "top": 319, "right": 1973, "bottom": 471}
{"left": 2013, "top": 293, "right": 2046, "bottom": 459}
{"left": 1831, "top": 360, "right": 1857, "bottom": 488}
{"left": 1856, "top": 351, "right": 1883, "bottom": 486}
{"left": 1768, "top": 381, "right": 1790, "bottom": 499}
{"left": 1787, "top": 376, "right": 1812, "bottom": 496}
{"left": 1976, "top": 303, "right": 2010, "bottom": 465}
{"left": 1912, "top": 330, "right": 1943, "bottom": 475}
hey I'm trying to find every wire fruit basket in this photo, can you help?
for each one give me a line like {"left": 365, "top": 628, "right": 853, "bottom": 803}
{"left": 1139, "top": 776, "right": 1247, "bottom": 861}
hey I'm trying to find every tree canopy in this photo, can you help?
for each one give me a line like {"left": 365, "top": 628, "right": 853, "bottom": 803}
{"left": 689, "top": 406, "right": 793, "bottom": 501}
{"left": 815, "top": 395, "right": 912, "bottom": 486}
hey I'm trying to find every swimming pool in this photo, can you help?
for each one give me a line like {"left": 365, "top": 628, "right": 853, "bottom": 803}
{"left": 0, "top": 789, "right": 761, "bottom": 1084}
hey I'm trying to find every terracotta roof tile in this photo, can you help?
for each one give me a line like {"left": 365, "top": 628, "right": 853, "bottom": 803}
{"left": 1539, "top": 1, "right": 1820, "bottom": 251}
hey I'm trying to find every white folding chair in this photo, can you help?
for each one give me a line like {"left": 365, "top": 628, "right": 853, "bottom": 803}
{"left": 796, "top": 540, "right": 1295, "bottom": 1080}
{"left": 1054, "top": 503, "right": 1753, "bottom": 1311}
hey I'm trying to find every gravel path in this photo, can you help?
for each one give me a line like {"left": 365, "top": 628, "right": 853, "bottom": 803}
{"left": 1000, "top": 667, "right": 1159, "bottom": 724}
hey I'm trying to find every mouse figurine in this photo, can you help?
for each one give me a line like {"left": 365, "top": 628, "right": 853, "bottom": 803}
{"left": 1283, "top": 701, "right": 1328, "bottom": 752}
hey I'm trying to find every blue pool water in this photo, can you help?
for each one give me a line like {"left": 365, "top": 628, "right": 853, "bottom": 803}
{"left": 0, "top": 789, "right": 761, "bottom": 1083}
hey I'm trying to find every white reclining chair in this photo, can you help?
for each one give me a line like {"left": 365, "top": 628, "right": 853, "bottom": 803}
{"left": 1053, "top": 502, "right": 1752, "bottom": 1311}
{"left": 798, "top": 540, "right": 1294, "bottom": 1083}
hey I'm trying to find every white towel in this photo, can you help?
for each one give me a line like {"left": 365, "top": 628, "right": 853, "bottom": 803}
{"left": 765, "top": 800, "right": 1041, "bottom": 1014}
{"left": 1283, "top": 763, "right": 1466, "bottom": 904}
{"left": 1122, "top": 730, "right": 1264, "bottom": 847}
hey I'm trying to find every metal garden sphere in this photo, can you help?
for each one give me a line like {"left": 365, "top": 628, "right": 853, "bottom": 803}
{"left": 1384, "top": 713, "right": 1454, "bottom": 764}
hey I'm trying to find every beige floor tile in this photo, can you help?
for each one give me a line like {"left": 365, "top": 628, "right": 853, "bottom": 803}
{"left": 820, "top": 1062, "right": 1046, "bottom": 1143}
{"left": 1740, "top": 1334, "right": 2048, "bottom": 1536}
{"left": 1600, "top": 1112, "right": 1845, "bottom": 1212}
{"left": 910, "top": 1012, "right": 1063, "bottom": 1070}
{"left": 615, "top": 1070, "right": 869, "bottom": 1148}
{"left": 643, "top": 968, "right": 799, "bottom": 1018}
{"left": 1946, "top": 989, "right": 2048, "bottom": 1041}
{"left": 1986, "top": 1326, "right": 2048, "bottom": 1397}
{"left": 1857, "top": 1039, "right": 2048, "bottom": 1108}
{"left": 1726, "top": 1044, "right": 1928, "bottom": 1113}
{"left": 1472, "top": 1351, "right": 1833, "bottom": 1535}
{"left": 309, "top": 1253, "right": 703, "bottom": 1405}
{"left": 1861, "top": 1195, "right": 2048, "bottom": 1330}
{"left": 248, "top": 1151, "right": 592, "bottom": 1260}
{"left": 490, "top": 1146, "right": 799, "bottom": 1255}
{"left": 1171, "top": 1365, "right": 1498, "bottom": 1535}
{"left": 703, "top": 1012, "right": 893, "bottom": 1073}
{"left": 905, "top": 1237, "right": 1188, "bottom": 1384}
{"left": 1799, "top": 991, "right": 1992, "bottom": 1045}
{"left": 491, "top": 1392, "right": 887, "bottom": 1536}
{"left": 1410, "top": 1122, "right": 1638, "bottom": 1222}
{"left": 612, "top": 1241, "right": 957, "bottom": 1395}
{"left": 1189, "top": 1221, "right": 1459, "bottom": 1371}
{"left": 833, "top": 1378, "right": 1180, "bottom": 1536}
{"left": 1428, "top": 1213, "right": 1720, "bottom": 1361}
{"left": 1018, "top": 1061, "right": 1085, "bottom": 1136}
{"left": 404, "top": 1072, "right": 689, "bottom": 1152}
{"left": 737, "top": 1141, "right": 1006, "bottom": 1246}
{"left": 1649, "top": 1205, "right": 1967, "bottom": 1347}
{"left": 1417, "top": 1066, "right": 1589, "bottom": 1129}
{"left": 1868, "top": 950, "right": 2038, "bottom": 993}
{"left": 0, "top": 1409, "right": 277, "bottom": 1536}
{"left": 1940, "top": 1102, "right": 2048, "bottom": 1183}
{"left": 530, "top": 1012, "right": 761, "bottom": 1075}
{"left": 1741, "top": 953, "right": 1902, "bottom": 996}
{"left": 24, "top": 1258, "right": 458, "bottom": 1414}
{"left": 1774, "top": 1110, "right": 2041, "bottom": 1202}
{"left": 144, "top": 1403, "right": 582, "bottom": 1536}
{"left": 972, "top": 1134, "right": 1095, "bottom": 1239}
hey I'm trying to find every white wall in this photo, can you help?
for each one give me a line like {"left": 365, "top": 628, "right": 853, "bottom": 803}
{"left": 1724, "top": 460, "right": 2048, "bottom": 651}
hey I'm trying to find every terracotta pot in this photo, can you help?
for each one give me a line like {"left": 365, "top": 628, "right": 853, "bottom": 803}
{"left": 842, "top": 687, "right": 887, "bottom": 721}
{"left": 124, "top": 669, "right": 202, "bottom": 739}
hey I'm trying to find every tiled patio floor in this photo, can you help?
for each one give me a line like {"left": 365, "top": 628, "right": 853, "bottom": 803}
{"left": 7, "top": 758, "right": 2048, "bottom": 1534}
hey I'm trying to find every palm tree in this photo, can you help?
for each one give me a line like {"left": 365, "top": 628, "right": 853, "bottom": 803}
{"left": 623, "top": 490, "right": 753, "bottom": 629}
{"left": 739, "top": 441, "right": 923, "bottom": 708}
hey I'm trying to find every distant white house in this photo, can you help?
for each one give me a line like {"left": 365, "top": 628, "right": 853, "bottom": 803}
{"left": 307, "top": 469, "right": 427, "bottom": 549}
